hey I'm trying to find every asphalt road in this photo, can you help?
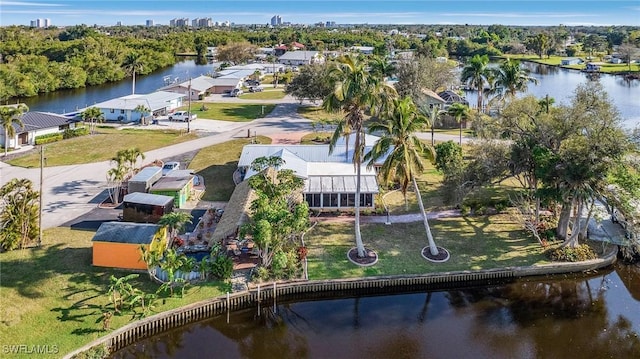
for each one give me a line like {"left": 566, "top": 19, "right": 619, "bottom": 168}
{"left": 0, "top": 98, "right": 467, "bottom": 229}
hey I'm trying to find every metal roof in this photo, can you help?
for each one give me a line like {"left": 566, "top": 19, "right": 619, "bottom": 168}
{"left": 123, "top": 192, "right": 174, "bottom": 206}
{"left": 305, "top": 175, "right": 379, "bottom": 194}
{"left": 238, "top": 143, "right": 385, "bottom": 168}
{"left": 164, "top": 170, "right": 195, "bottom": 178}
{"left": 216, "top": 69, "right": 256, "bottom": 79}
{"left": 129, "top": 167, "right": 162, "bottom": 183}
{"left": 92, "top": 222, "right": 160, "bottom": 244}
{"left": 14, "top": 112, "right": 78, "bottom": 133}
{"left": 93, "top": 91, "right": 184, "bottom": 111}
{"left": 151, "top": 176, "right": 192, "bottom": 191}
{"left": 244, "top": 148, "right": 309, "bottom": 179}
{"left": 278, "top": 51, "right": 319, "bottom": 61}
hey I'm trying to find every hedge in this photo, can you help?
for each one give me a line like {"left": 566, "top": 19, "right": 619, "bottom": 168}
{"left": 35, "top": 133, "right": 63, "bottom": 145}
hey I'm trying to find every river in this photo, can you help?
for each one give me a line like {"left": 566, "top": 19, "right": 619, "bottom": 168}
{"left": 18, "top": 60, "right": 640, "bottom": 128}
{"left": 112, "top": 262, "right": 640, "bottom": 358}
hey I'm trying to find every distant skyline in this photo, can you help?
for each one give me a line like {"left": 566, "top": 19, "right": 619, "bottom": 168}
{"left": 1, "top": 0, "right": 640, "bottom": 27}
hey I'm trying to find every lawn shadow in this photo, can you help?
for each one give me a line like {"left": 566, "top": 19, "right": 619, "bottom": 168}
{"left": 196, "top": 161, "right": 238, "bottom": 202}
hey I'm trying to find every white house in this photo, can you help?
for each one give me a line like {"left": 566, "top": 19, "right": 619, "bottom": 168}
{"left": 92, "top": 91, "right": 185, "bottom": 122}
{"left": 561, "top": 57, "right": 583, "bottom": 66}
{"left": 1, "top": 111, "right": 79, "bottom": 149}
{"left": 350, "top": 46, "right": 375, "bottom": 55}
{"left": 237, "top": 135, "right": 387, "bottom": 211}
{"left": 159, "top": 75, "right": 220, "bottom": 100}
{"left": 277, "top": 51, "right": 324, "bottom": 66}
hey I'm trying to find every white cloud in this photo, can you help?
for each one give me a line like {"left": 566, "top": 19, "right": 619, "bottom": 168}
{"left": 1, "top": 1, "right": 66, "bottom": 6}
{"left": 440, "top": 12, "right": 597, "bottom": 18}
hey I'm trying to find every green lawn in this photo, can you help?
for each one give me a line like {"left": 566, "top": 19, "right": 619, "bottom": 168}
{"left": 239, "top": 89, "right": 287, "bottom": 100}
{"left": 503, "top": 55, "right": 640, "bottom": 73}
{"left": 7, "top": 127, "right": 198, "bottom": 168}
{"left": 186, "top": 103, "right": 276, "bottom": 122}
{"left": 297, "top": 106, "right": 344, "bottom": 122}
{"left": 300, "top": 131, "right": 332, "bottom": 144}
{"left": 305, "top": 214, "right": 550, "bottom": 280}
{"left": 188, "top": 136, "right": 272, "bottom": 201}
{"left": 0, "top": 227, "right": 229, "bottom": 359}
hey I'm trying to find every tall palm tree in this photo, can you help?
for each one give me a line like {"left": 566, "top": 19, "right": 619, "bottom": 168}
{"left": 81, "top": 106, "right": 104, "bottom": 135}
{"left": 122, "top": 51, "right": 144, "bottom": 94}
{"left": 365, "top": 97, "right": 443, "bottom": 257}
{"left": 158, "top": 212, "right": 193, "bottom": 244}
{"left": 447, "top": 102, "right": 470, "bottom": 146}
{"left": 492, "top": 58, "right": 538, "bottom": 100}
{"left": 460, "top": 54, "right": 490, "bottom": 112}
{"left": 1, "top": 104, "right": 28, "bottom": 156}
{"left": 133, "top": 105, "right": 151, "bottom": 124}
{"left": 323, "top": 54, "right": 396, "bottom": 259}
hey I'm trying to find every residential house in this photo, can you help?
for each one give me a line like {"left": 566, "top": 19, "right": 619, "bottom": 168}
{"left": 92, "top": 222, "right": 164, "bottom": 270}
{"left": 419, "top": 89, "right": 446, "bottom": 109}
{"left": 437, "top": 90, "right": 469, "bottom": 108}
{"left": 278, "top": 51, "right": 324, "bottom": 66}
{"left": 350, "top": 46, "right": 375, "bottom": 55}
{"left": 92, "top": 91, "right": 185, "bottom": 122}
{"left": 160, "top": 75, "right": 219, "bottom": 100}
{"left": 274, "top": 42, "right": 305, "bottom": 56}
{"left": 237, "top": 135, "right": 387, "bottom": 211}
{"left": 0, "top": 111, "right": 80, "bottom": 149}
{"left": 561, "top": 57, "right": 583, "bottom": 66}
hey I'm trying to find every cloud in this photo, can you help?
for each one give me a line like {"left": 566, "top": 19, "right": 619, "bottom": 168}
{"left": 440, "top": 12, "right": 597, "bottom": 18}
{"left": 1, "top": 1, "right": 66, "bottom": 6}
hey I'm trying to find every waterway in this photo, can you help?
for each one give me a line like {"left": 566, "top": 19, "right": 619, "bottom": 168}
{"left": 17, "top": 60, "right": 640, "bottom": 128}
{"left": 112, "top": 262, "right": 640, "bottom": 359}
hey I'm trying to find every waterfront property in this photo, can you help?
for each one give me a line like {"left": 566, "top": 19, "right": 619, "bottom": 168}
{"left": 237, "top": 135, "right": 385, "bottom": 211}
{"left": 278, "top": 50, "right": 324, "bottom": 66}
{"left": 561, "top": 57, "right": 583, "bottom": 65}
{"left": 160, "top": 75, "right": 242, "bottom": 98}
{"left": 0, "top": 111, "right": 80, "bottom": 149}
{"left": 91, "top": 222, "right": 163, "bottom": 270}
{"left": 93, "top": 91, "right": 185, "bottom": 122}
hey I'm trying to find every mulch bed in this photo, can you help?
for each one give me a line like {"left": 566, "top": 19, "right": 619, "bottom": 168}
{"left": 347, "top": 247, "right": 378, "bottom": 266}
{"left": 421, "top": 246, "right": 450, "bottom": 262}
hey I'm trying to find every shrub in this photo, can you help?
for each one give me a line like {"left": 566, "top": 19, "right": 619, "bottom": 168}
{"left": 547, "top": 244, "right": 597, "bottom": 262}
{"left": 254, "top": 266, "right": 270, "bottom": 281}
{"left": 35, "top": 132, "right": 63, "bottom": 145}
{"left": 63, "top": 127, "right": 89, "bottom": 139}
{"left": 210, "top": 254, "right": 233, "bottom": 280}
{"left": 460, "top": 204, "right": 471, "bottom": 216}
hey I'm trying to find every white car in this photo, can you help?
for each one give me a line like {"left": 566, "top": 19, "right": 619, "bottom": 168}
{"left": 230, "top": 88, "right": 243, "bottom": 97}
{"left": 168, "top": 111, "right": 197, "bottom": 122}
{"left": 162, "top": 161, "right": 180, "bottom": 175}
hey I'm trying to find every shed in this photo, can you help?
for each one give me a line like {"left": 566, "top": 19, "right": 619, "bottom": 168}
{"left": 150, "top": 176, "right": 193, "bottom": 208}
{"left": 92, "top": 222, "right": 162, "bottom": 270}
{"left": 128, "top": 166, "right": 162, "bottom": 194}
{"left": 123, "top": 192, "right": 174, "bottom": 223}
{"left": 561, "top": 57, "right": 582, "bottom": 65}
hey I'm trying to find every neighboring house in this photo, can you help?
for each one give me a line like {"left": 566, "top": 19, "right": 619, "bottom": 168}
{"left": 419, "top": 88, "right": 446, "bottom": 109}
{"left": 437, "top": 90, "right": 469, "bottom": 108}
{"left": 207, "top": 78, "right": 243, "bottom": 94}
{"left": 278, "top": 51, "right": 324, "bottom": 66}
{"left": 0, "top": 111, "right": 79, "bottom": 149}
{"left": 150, "top": 172, "right": 194, "bottom": 208}
{"left": 92, "top": 222, "right": 163, "bottom": 270}
{"left": 561, "top": 57, "right": 582, "bottom": 65}
{"left": 160, "top": 75, "right": 219, "bottom": 100}
{"left": 93, "top": 91, "right": 185, "bottom": 122}
{"left": 123, "top": 192, "right": 174, "bottom": 223}
{"left": 274, "top": 42, "right": 305, "bottom": 56}
{"left": 350, "top": 46, "right": 375, "bottom": 55}
{"left": 237, "top": 135, "right": 387, "bottom": 211}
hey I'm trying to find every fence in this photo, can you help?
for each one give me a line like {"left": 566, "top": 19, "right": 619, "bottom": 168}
{"left": 65, "top": 246, "right": 617, "bottom": 359}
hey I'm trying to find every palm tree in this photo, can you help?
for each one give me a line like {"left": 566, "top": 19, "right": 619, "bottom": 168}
{"left": 122, "top": 51, "right": 145, "bottom": 94}
{"left": 365, "top": 97, "right": 445, "bottom": 258}
{"left": 447, "top": 102, "right": 470, "bottom": 146}
{"left": 1, "top": 104, "right": 28, "bottom": 156}
{"left": 460, "top": 54, "right": 490, "bottom": 112}
{"left": 492, "top": 58, "right": 538, "bottom": 100}
{"left": 81, "top": 107, "right": 104, "bottom": 135}
{"left": 323, "top": 54, "right": 396, "bottom": 259}
{"left": 158, "top": 212, "right": 193, "bottom": 244}
{"left": 133, "top": 105, "right": 150, "bottom": 124}
{"left": 369, "top": 55, "right": 395, "bottom": 80}
{"left": 122, "top": 147, "right": 146, "bottom": 174}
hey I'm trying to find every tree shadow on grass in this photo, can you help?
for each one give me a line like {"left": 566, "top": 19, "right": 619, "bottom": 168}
{"left": 196, "top": 161, "right": 238, "bottom": 202}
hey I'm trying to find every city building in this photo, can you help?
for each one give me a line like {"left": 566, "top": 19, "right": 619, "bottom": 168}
{"left": 170, "top": 18, "right": 190, "bottom": 27}
{"left": 270, "top": 15, "right": 282, "bottom": 26}
{"left": 146, "top": 19, "right": 154, "bottom": 27}
{"left": 30, "top": 18, "right": 50, "bottom": 28}
{"left": 192, "top": 18, "right": 212, "bottom": 28}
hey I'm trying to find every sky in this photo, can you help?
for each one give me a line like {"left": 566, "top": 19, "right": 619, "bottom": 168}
{"left": 1, "top": 0, "right": 639, "bottom": 27}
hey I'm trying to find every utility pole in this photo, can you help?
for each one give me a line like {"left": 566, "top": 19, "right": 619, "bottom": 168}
{"left": 38, "top": 145, "right": 44, "bottom": 246}
{"left": 187, "top": 77, "right": 192, "bottom": 134}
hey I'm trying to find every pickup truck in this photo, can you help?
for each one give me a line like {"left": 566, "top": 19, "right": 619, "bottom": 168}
{"left": 168, "top": 111, "right": 197, "bottom": 122}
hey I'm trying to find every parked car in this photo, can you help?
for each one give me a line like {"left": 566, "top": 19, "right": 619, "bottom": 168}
{"left": 249, "top": 86, "right": 264, "bottom": 93}
{"left": 168, "top": 111, "right": 196, "bottom": 122}
{"left": 230, "top": 88, "right": 244, "bottom": 97}
{"left": 162, "top": 161, "right": 180, "bottom": 176}
{"left": 244, "top": 80, "right": 260, "bottom": 87}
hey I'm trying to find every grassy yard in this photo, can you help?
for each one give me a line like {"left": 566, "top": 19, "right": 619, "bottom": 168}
{"left": 297, "top": 106, "right": 344, "bottom": 122}
{"left": 305, "top": 214, "right": 549, "bottom": 280}
{"left": 184, "top": 103, "right": 276, "bottom": 122}
{"left": 239, "top": 88, "right": 287, "bottom": 100}
{"left": 0, "top": 227, "right": 229, "bottom": 359}
{"left": 7, "top": 127, "right": 198, "bottom": 168}
{"left": 188, "top": 136, "right": 272, "bottom": 201}
{"left": 503, "top": 54, "right": 640, "bottom": 73}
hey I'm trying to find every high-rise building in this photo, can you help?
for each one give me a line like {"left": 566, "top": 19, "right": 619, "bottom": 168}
{"left": 270, "top": 15, "right": 282, "bottom": 26}
{"left": 146, "top": 20, "right": 154, "bottom": 27}
{"left": 192, "top": 18, "right": 212, "bottom": 28}
{"left": 116, "top": 21, "right": 123, "bottom": 26}
{"left": 170, "top": 18, "right": 189, "bottom": 27}
{"left": 30, "top": 18, "right": 51, "bottom": 28}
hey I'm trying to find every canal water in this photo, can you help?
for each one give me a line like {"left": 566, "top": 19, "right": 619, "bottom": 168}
{"left": 112, "top": 262, "right": 640, "bottom": 359}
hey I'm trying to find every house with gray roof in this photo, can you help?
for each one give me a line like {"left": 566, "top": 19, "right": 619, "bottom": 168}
{"left": 161, "top": 75, "right": 242, "bottom": 96}
{"left": 0, "top": 111, "right": 80, "bottom": 149}
{"left": 92, "top": 91, "right": 185, "bottom": 122}
{"left": 278, "top": 51, "right": 324, "bottom": 66}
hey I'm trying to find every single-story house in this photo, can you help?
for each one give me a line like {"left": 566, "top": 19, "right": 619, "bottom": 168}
{"left": 561, "top": 57, "right": 583, "bottom": 66}
{"left": 150, "top": 173, "right": 194, "bottom": 208}
{"left": 0, "top": 111, "right": 80, "bottom": 149}
{"left": 159, "top": 75, "right": 219, "bottom": 100}
{"left": 92, "top": 91, "right": 185, "bottom": 122}
{"left": 123, "top": 192, "right": 174, "bottom": 223}
{"left": 237, "top": 135, "right": 387, "bottom": 211}
{"left": 350, "top": 46, "right": 375, "bottom": 55}
{"left": 215, "top": 69, "right": 256, "bottom": 80}
{"left": 274, "top": 42, "right": 305, "bottom": 56}
{"left": 437, "top": 90, "right": 469, "bottom": 107}
{"left": 419, "top": 89, "right": 446, "bottom": 109}
{"left": 92, "top": 222, "right": 163, "bottom": 270}
{"left": 278, "top": 51, "right": 324, "bottom": 66}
